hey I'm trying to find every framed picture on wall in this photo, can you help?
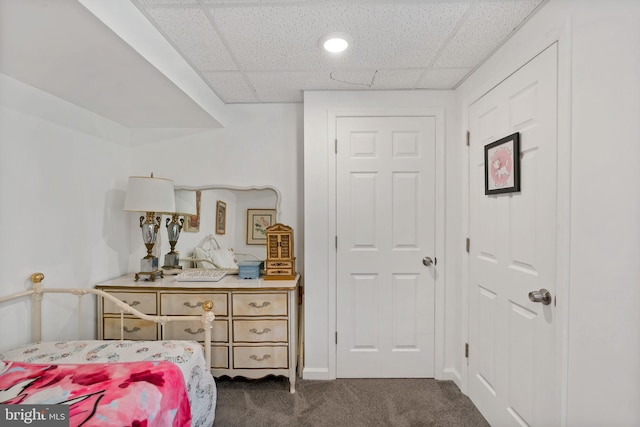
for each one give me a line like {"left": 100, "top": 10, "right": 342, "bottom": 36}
{"left": 485, "top": 132, "right": 521, "bottom": 195}
{"left": 216, "top": 200, "right": 226, "bottom": 235}
{"left": 246, "top": 209, "right": 276, "bottom": 245}
{"left": 183, "top": 190, "right": 201, "bottom": 232}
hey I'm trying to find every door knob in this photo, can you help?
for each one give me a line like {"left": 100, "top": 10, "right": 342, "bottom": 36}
{"left": 422, "top": 257, "right": 436, "bottom": 267}
{"left": 528, "top": 288, "right": 552, "bottom": 305}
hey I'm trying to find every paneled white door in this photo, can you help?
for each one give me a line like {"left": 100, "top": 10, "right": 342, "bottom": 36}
{"left": 336, "top": 116, "right": 436, "bottom": 378}
{"left": 468, "top": 44, "right": 559, "bottom": 426}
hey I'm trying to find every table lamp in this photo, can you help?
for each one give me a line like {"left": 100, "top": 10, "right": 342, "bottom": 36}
{"left": 124, "top": 174, "right": 175, "bottom": 281}
{"left": 163, "top": 189, "right": 197, "bottom": 270}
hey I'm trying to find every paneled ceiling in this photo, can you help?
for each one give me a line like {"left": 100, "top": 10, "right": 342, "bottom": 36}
{"left": 132, "top": 0, "right": 546, "bottom": 103}
{"left": 0, "top": 0, "right": 547, "bottom": 128}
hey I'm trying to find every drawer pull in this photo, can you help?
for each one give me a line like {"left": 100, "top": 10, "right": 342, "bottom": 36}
{"left": 123, "top": 326, "right": 141, "bottom": 333}
{"left": 249, "top": 328, "right": 272, "bottom": 335}
{"left": 250, "top": 354, "right": 272, "bottom": 362}
{"left": 122, "top": 300, "right": 141, "bottom": 307}
{"left": 185, "top": 327, "right": 205, "bottom": 335}
{"left": 183, "top": 301, "right": 203, "bottom": 309}
{"left": 249, "top": 301, "right": 271, "bottom": 309}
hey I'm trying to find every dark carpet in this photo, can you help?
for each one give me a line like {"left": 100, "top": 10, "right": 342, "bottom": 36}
{"left": 213, "top": 376, "right": 490, "bottom": 427}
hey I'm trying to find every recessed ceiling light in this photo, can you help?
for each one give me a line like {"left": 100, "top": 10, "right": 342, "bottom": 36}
{"left": 319, "top": 32, "right": 352, "bottom": 53}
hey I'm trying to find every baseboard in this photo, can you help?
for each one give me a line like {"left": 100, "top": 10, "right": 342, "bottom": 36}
{"left": 302, "top": 367, "right": 331, "bottom": 380}
{"left": 441, "top": 368, "right": 462, "bottom": 389}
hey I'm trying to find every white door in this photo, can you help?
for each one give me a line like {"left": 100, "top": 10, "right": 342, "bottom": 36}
{"left": 468, "top": 44, "right": 558, "bottom": 426}
{"left": 336, "top": 116, "right": 436, "bottom": 378}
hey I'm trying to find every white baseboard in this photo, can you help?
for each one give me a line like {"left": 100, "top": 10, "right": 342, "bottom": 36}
{"left": 302, "top": 367, "right": 331, "bottom": 380}
{"left": 441, "top": 368, "right": 462, "bottom": 389}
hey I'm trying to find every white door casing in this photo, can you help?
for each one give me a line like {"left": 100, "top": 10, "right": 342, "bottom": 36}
{"left": 336, "top": 116, "right": 436, "bottom": 378}
{"left": 468, "top": 44, "right": 559, "bottom": 426}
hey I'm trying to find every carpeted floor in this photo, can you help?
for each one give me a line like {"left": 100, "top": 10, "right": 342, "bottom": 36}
{"left": 213, "top": 376, "right": 490, "bottom": 426}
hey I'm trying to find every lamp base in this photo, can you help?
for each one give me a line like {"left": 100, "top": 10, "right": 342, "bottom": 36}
{"left": 163, "top": 253, "right": 182, "bottom": 269}
{"left": 135, "top": 269, "right": 164, "bottom": 282}
{"left": 135, "top": 256, "right": 162, "bottom": 281}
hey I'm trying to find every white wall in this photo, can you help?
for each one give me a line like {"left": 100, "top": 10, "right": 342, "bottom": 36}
{"left": 455, "top": 0, "right": 640, "bottom": 424}
{"left": 127, "top": 103, "right": 304, "bottom": 274}
{"left": 0, "top": 76, "right": 303, "bottom": 355}
{"left": 303, "top": 90, "right": 463, "bottom": 382}
{"left": 0, "top": 74, "right": 131, "bottom": 350}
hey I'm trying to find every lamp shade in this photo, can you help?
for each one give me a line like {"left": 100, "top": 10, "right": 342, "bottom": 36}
{"left": 174, "top": 190, "right": 197, "bottom": 215}
{"left": 124, "top": 175, "right": 175, "bottom": 213}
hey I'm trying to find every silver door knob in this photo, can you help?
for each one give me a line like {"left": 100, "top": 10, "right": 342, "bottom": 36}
{"left": 528, "top": 288, "right": 552, "bottom": 305}
{"left": 422, "top": 257, "right": 434, "bottom": 267}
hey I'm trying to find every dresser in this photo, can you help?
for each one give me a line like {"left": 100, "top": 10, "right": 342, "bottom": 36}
{"left": 95, "top": 273, "right": 300, "bottom": 393}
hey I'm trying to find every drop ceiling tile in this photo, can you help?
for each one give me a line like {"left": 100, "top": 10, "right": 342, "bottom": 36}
{"left": 434, "top": 0, "right": 543, "bottom": 68}
{"left": 244, "top": 71, "right": 319, "bottom": 102}
{"left": 201, "top": 71, "right": 259, "bottom": 103}
{"left": 209, "top": 2, "right": 471, "bottom": 71}
{"left": 143, "top": 7, "right": 237, "bottom": 71}
{"left": 203, "top": 0, "right": 323, "bottom": 3}
{"left": 326, "top": 69, "right": 426, "bottom": 90}
{"left": 416, "top": 67, "right": 472, "bottom": 89}
{"left": 137, "top": 0, "right": 198, "bottom": 5}
{"left": 245, "top": 68, "right": 427, "bottom": 103}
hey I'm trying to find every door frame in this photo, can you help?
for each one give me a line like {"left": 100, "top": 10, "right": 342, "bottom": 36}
{"left": 461, "top": 24, "right": 573, "bottom": 425}
{"left": 327, "top": 107, "right": 446, "bottom": 380}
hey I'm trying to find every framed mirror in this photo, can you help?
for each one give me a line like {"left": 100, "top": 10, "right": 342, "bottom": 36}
{"left": 171, "top": 185, "right": 281, "bottom": 264}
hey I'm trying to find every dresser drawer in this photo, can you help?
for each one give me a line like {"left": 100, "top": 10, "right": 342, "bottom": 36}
{"left": 233, "top": 320, "right": 288, "bottom": 343}
{"left": 103, "top": 317, "right": 157, "bottom": 340}
{"left": 265, "top": 260, "right": 294, "bottom": 269}
{"left": 103, "top": 292, "right": 156, "bottom": 314}
{"left": 233, "top": 346, "right": 288, "bottom": 369}
{"left": 265, "top": 268, "right": 295, "bottom": 276}
{"left": 211, "top": 346, "right": 229, "bottom": 369}
{"left": 164, "top": 319, "right": 228, "bottom": 343}
{"left": 232, "top": 293, "right": 287, "bottom": 316}
{"left": 160, "top": 293, "right": 228, "bottom": 316}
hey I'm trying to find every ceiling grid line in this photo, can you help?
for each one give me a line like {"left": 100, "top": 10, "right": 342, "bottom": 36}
{"left": 411, "top": 0, "right": 481, "bottom": 90}
{"left": 198, "top": 0, "right": 263, "bottom": 102}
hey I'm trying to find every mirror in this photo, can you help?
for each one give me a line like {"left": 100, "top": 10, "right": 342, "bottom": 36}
{"left": 171, "top": 185, "right": 280, "bottom": 263}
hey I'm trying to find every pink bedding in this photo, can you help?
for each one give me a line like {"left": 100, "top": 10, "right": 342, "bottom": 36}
{"left": 0, "top": 360, "right": 191, "bottom": 426}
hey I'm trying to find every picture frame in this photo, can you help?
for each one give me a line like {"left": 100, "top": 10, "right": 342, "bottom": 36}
{"left": 215, "top": 200, "right": 226, "bottom": 235}
{"left": 484, "top": 132, "right": 521, "bottom": 195}
{"left": 246, "top": 209, "right": 276, "bottom": 245}
{"left": 183, "top": 190, "right": 201, "bottom": 232}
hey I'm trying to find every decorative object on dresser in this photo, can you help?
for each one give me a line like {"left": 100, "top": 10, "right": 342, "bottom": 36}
{"left": 264, "top": 223, "right": 296, "bottom": 280}
{"left": 238, "top": 260, "right": 262, "bottom": 279}
{"left": 246, "top": 208, "right": 277, "bottom": 244}
{"left": 163, "top": 189, "right": 198, "bottom": 271}
{"left": 124, "top": 173, "right": 176, "bottom": 281}
{"left": 95, "top": 273, "right": 300, "bottom": 393}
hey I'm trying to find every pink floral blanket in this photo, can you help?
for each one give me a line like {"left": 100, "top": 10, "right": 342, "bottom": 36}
{"left": 0, "top": 360, "right": 191, "bottom": 426}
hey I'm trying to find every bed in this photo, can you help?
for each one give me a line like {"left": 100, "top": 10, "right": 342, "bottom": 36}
{"left": 0, "top": 273, "right": 217, "bottom": 427}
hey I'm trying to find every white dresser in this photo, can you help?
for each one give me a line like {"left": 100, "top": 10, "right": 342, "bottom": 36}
{"left": 95, "top": 273, "right": 300, "bottom": 393}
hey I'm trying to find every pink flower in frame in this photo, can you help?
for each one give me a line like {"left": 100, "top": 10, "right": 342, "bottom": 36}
{"left": 489, "top": 147, "right": 513, "bottom": 187}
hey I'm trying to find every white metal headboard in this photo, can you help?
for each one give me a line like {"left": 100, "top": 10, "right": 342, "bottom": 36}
{"left": 0, "top": 273, "right": 215, "bottom": 367}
